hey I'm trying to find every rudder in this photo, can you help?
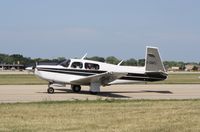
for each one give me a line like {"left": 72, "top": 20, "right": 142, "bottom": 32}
{"left": 145, "top": 46, "right": 166, "bottom": 72}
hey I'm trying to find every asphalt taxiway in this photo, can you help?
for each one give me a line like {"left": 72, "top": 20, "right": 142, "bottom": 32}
{"left": 0, "top": 84, "right": 200, "bottom": 103}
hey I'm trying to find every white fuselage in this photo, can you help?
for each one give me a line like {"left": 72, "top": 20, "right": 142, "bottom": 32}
{"left": 35, "top": 59, "right": 148, "bottom": 85}
{"left": 34, "top": 58, "right": 167, "bottom": 87}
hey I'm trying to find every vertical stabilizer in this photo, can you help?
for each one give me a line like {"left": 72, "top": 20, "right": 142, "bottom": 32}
{"left": 145, "top": 46, "right": 166, "bottom": 72}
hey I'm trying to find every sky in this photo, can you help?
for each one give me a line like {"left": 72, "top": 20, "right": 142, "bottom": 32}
{"left": 0, "top": 0, "right": 200, "bottom": 62}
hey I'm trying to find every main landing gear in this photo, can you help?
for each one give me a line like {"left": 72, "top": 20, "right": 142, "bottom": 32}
{"left": 71, "top": 85, "right": 81, "bottom": 93}
{"left": 47, "top": 87, "right": 54, "bottom": 94}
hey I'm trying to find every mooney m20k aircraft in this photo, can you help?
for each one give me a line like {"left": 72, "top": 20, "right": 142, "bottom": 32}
{"left": 27, "top": 47, "right": 167, "bottom": 94}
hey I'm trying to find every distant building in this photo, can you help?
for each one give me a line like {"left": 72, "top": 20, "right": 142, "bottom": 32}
{"left": 167, "top": 66, "right": 180, "bottom": 72}
{"left": 185, "top": 64, "right": 200, "bottom": 71}
{"left": 185, "top": 64, "right": 194, "bottom": 71}
{"left": 0, "top": 64, "right": 25, "bottom": 71}
{"left": 171, "top": 67, "right": 180, "bottom": 71}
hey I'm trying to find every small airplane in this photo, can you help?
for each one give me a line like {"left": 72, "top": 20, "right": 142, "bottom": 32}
{"left": 26, "top": 46, "right": 168, "bottom": 94}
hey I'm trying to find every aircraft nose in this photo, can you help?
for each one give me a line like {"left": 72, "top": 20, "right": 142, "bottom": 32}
{"left": 26, "top": 67, "right": 33, "bottom": 71}
{"left": 25, "top": 66, "right": 36, "bottom": 72}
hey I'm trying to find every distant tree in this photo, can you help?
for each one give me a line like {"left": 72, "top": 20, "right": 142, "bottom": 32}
{"left": 3, "top": 56, "right": 14, "bottom": 64}
{"left": 106, "top": 56, "right": 120, "bottom": 64}
{"left": 10, "top": 54, "right": 23, "bottom": 60}
{"left": 23, "top": 57, "right": 35, "bottom": 66}
{"left": 0, "top": 52, "right": 199, "bottom": 69}
{"left": 192, "top": 66, "right": 198, "bottom": 71}
{"left": 164, "top": 61, "right": 177, "bottom": 67}
{"left": 52, "top": 57, "right": 66, "bottom": 63}
{"left": 177, "top": 62, "right": 185, "bottom": 70}
{"left": 138, "top": 59, "right": 145, "bottom": 66}
{"left": 57, "top": 57, "right": 66, "bottom": 62}
{"left": 0, "top": 54, "right": 8, "bottom": 63}
{"left": 122, "top": 58, "right": 137, "bottom": 66}
{"left": 86, "top": 56, "right": 105, "bottom": 62}
{"left": 10, "top": 54, "right": 25, "bottom": 64}
{"left": 163, "top": 61, "right": 186, "bottom": 71}
{"left": 33, "top": 58, "right": 45, "bottom": 63}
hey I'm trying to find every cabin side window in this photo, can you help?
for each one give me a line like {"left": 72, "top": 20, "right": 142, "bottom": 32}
{"left": 85, "top": 63, "right": 99, "bottom": 70}
{"left": 71, "top": 62, "right": 83, "bottom": 69}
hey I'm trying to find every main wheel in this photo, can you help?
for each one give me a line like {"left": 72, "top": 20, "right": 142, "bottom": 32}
{"left": 71, "top": 85, "right": 81, "bottom": 93}
{"left": 47, "top": 87, "right": 54, "bottom": 94}
{"left": 90, "top": 91, "right": 98, "bottom": 95}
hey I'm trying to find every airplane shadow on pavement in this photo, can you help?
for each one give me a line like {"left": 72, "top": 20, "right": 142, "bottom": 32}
{"left": 37, "top": 88, "right": 173, "bottom": 98}
{"left": 56, "top": 89, "right": 131, "bottom": 98}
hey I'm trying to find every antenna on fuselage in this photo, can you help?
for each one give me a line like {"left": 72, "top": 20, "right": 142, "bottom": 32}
{"left": 117, "top": 60, "right": 124, "bottom": 66}
{"left": 81, "top": 53, "right": 87, "bottom": 60}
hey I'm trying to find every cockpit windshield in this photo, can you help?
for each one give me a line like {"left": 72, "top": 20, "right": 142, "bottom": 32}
{"left": 60, "top": 59, "right": 71, "bottom": 67}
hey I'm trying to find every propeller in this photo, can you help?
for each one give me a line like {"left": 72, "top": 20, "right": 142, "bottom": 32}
{"left": 25, "top": 62, "right": 37, "bottom": 73}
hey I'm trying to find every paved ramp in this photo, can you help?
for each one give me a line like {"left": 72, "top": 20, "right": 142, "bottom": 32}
{"left": 0, "top": 84, "right": 200, "bottom": 103}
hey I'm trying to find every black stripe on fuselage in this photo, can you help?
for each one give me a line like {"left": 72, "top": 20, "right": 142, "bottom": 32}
{"left": 40, "top": 69, "right": 93, "bottom": 76}
{"left": 37, "top": 68, "right": 98, "bottom": 76}
{"left": 37, "top": 68, "right": 106, "bottom": 74}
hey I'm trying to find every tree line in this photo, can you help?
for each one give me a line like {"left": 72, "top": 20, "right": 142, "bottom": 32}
{"left": 0, "top": 53, "right": 65, "bottom": 66}
{"left": 0, "top": 53, "right": 199, "bottom": 68}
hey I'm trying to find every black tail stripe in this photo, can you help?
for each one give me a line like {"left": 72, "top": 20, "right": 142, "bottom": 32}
{"left": 120, "top": 77, "right": 165, "bottom": 81}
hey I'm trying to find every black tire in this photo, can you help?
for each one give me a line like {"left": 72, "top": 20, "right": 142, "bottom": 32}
{"left": 90, "top": 91, "right": 98, "bottom": 95}
{"left": 47, "top": 87, "right": 54, "bottom": 94}
{"left": 71, "top": 85, "right": 81, "bottom": 93}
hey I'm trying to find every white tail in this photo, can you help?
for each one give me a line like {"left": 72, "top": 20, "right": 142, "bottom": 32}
{"left": 145, "top": 46, "right": 166, "bottom": 72}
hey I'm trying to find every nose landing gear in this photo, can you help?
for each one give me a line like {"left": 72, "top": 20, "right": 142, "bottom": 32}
{"left": 47, "top": 82, "right": 55, "bottom": 94}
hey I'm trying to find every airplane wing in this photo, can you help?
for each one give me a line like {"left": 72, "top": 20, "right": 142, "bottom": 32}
{"left": 70, "top": 72, "right": 127, "bottom": 86}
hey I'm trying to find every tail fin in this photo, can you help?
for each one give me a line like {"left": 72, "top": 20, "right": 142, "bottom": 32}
{"left": 145, "top": 46, "right": 166, "bottom": 72}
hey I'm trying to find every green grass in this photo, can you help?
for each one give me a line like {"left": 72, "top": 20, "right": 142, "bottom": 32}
{"left": 0, "top": 73, "right": 199, "bottom": 85}
{"left": 0, "top": 74, "right": 47, "bottom": 85}
{"left": 0, "top": 100, "right": 200, "bottom": 132}
{"left": 150, "top": 73, "right": 200, "bottom": 84}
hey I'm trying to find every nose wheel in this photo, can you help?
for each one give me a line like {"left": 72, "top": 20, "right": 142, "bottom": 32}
{"left": 47, "top": 87, "right": 54, "bottom": 94}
